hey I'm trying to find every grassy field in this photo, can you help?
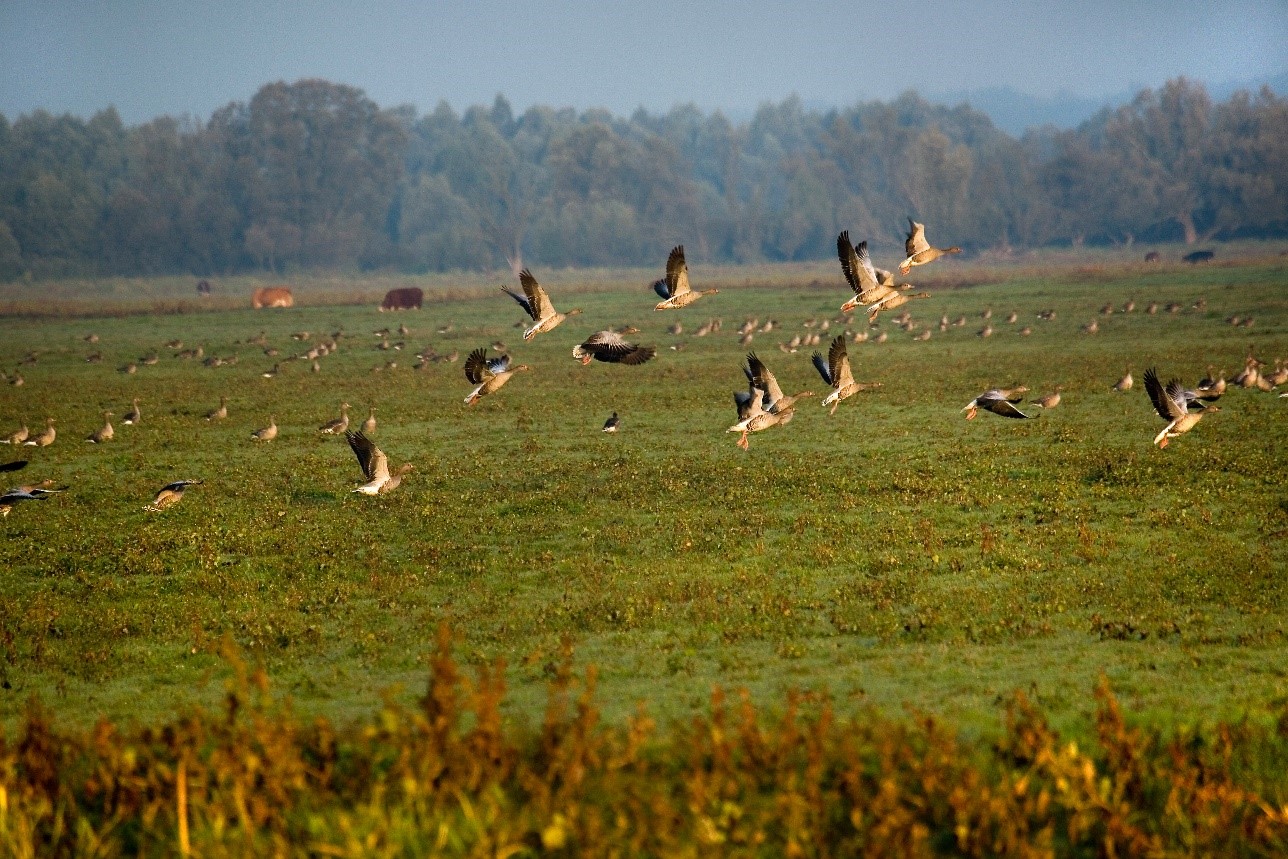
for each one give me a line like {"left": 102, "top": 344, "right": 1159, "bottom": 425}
{"left": 0, "top": 246, "right": 1286, "bottom": 748}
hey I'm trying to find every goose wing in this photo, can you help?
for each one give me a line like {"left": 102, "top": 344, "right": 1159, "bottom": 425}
{"left": 500, "top": 286, "right": 537, "bottom": 320}
{"left": 665, "top": 245, "right": 691, "bottom": 297}
{"left": 811, "top": 350, "right": 834, "bottom": 387}
{"left": 486, "top": 353, "right": 514, "bottom": 375}
{"left": 651, "top": 277, "right": 671, "bottom": 300}
{"left": 1144, "top": 368, "right": 1186, "bottom": 420}
{"left": 519, "top": 269, "right": 555, "bottom": 319}
{"left": 733, "top": 389, "right": 756, "bottom": 421}
{"left": 982, "top": 395, "right": 1034, "bottom": 418}
{"left": 905, "top": 218, "right": 930, "bottom": 255}
{"left": 464, "top": 348, "right": 493, "bottom": 384}
{"left": 828, "top": 335, "right": 856, "bottom": 388}
{"left": 159, "top": 479, "right": 202, "bottom": 493}
{"left": 347, "top": 430, "right": 389, "bottom": 481}
{"left": 837, "top": 233, "right": 883, "bottom": 298}
{"left": 745, "top": 352, "right": 785, "bottom": 405}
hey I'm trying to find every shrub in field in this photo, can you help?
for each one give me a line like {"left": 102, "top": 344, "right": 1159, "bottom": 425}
{"left": 0, "top": 627, "right": 1283, "bottom": 856}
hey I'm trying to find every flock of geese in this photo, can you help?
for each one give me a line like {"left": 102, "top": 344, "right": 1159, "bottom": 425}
{"left": 2, "top": 219, "right": 1284, "bottom": 511}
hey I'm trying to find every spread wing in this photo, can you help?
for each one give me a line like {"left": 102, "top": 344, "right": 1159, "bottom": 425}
{"left": 745, "top": 352, "right": 785, "bottom": 404}
{"left": 828, "top": 335, "right": 855, "bottom": 388}
{"left": 347, "top": 431, "right": 389, "bottom": 481}
{"left": 519, "top": 269, "right": 555, "bottom": 319}
{"left": 734, "top": 389, "right": 756, "bottom": 421}
{"left": 651, "top": 277, "right": 671, "bottom": 300}
{"left": 1144, "top": 368, "right": 1186, "bottom": 420}
{"left": 906, "top": 218, "right": 930, "bottom": 256}
{"left": 982, "top": 395, "right": 1033, "bottom": 418}
{"left": 811, "top": 350, "right": 833, "bottom": 386}
{"left": 486, "top": 354, "right": 513, "bottom": 375}
{"left": 464, "top": 348, "right": 493, "bottom": 384}
{"left": 500, "top": 286, "right": 537, "bottom": 320}
{"left": 665, "top": 245, "right": 690, "bottom": 297}
{"left": 837, "top": 232, "right": 883, "bottom": 298}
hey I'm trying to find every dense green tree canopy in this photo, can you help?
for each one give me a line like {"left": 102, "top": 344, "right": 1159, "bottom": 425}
{"left": 0, "top": 77, "right": 1282, "bottom": 280}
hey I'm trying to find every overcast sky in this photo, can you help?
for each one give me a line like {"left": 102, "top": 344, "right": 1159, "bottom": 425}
{"left": 2, "top": 1, "right": 1285, "bottom": 125}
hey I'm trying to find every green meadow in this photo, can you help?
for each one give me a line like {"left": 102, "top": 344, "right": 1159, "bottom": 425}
{"left": 1, "top": 247, "right": 1285, "bottom": 742}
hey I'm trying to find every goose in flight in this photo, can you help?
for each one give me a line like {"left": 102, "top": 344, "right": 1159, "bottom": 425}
{"left": 744, "top": 352, "right": 813, "bottom": 423}
{"left": 899, "top": 218, "right": 961, "bottom": 274}
{"left": 346, "top": 430, "right": 413, "bottom": 494}
{"left": 501, "top": 269, "right": 582, "bottom": 340}
{"left": 653, "top": 245, "right": 718, "bottom": 310}
{"left": 572, "top": 331, "right": 656, "bottom": 365}
{"left": 1144, "top": 368, "right": 1218, "bottom": 448}
{"left": 463, "top": 348, "right": 530, "bottom": 404}
{"left": 962, "top": 390, "right": 1035, "bottom": 420}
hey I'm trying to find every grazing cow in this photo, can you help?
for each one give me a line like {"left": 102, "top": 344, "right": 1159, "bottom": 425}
{"left": 1144, "top": 251, "right": 1160, "bottom": 263}
{"left": 1183, "top": 250, "right": 1215, "bottom": 264}
{"left": 380, "top": 287, "right": 423, "bottom": 311}
{"left": 251, "top": 286, "right": 295, "bottom": 309}
{"left": 196, "top": 279, "right": 212, "bottom": 296}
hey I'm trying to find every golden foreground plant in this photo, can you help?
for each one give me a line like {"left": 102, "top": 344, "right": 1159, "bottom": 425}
{"left": 0, "top": 627, "right": 1284, "bottom": 857}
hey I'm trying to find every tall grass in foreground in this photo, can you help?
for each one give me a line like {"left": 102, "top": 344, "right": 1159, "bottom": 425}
{"left": 1, "top": 628, "right": 1285, "bottom": 856}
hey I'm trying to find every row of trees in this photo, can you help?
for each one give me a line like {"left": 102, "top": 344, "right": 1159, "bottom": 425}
{"left": 0, "top": 77, "right": 1284, "bottom": 281}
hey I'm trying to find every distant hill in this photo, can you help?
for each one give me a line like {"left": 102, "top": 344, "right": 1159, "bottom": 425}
{"left": 930, "top": 72, "right": 1288, "bottom": 137}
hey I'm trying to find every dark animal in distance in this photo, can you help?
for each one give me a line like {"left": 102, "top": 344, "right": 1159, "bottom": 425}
{"left": 1183, "top": 250, "right": 1214, "bottom": 264}
{"left": 196, "top": 279, "right": 212, "bottom": 296}
{"left": 1144, "top": 251, "right": 1160, "bottom": 263}
{"left": 380, "top": 287, "right": 423, "bottom": 311}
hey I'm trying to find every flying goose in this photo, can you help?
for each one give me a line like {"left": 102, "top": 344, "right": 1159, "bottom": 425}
{"left": 502, "top": 269, "right": 583, "bottom": 340}
{"left": 1145, "top": 368, "right": 1218, "bottom": 448}
{"left": 121, "top": 398, "right": 141, "bottom": 426}
{"left": 1, "top": 480, "right": 67, "bottom": 516}
{"left": 318, "top": 403, "right": 352, "bottom": 435}
{"left": 812, "top": 335, "right": 881, "bottom": 415}
{"left": 250, "top": 416, "right": 278, "bottom": 442}
{"left": 86, "top": 411, "right": 114, "bottom": 443}
{"left": 23, "top": 418, "right": 55, "bottom": 447}
{"left": 205, "top": 397, "right": 228, "bottom": 421}
{"left": 2, "top": 424, "right": 28, "bottom": 445}
{"left": 572, "top": 330, "right": 656, "bottom": 365}
{"left": 145, "top": 479, "right": 203, "bottom": 512}
{"left": 962, "top": 390, "right": 1036, "bottom": 420}
{"left": 463, "top": 348, "right": 530, "bottom": 404}
{"left": 602, "top": 412, "right": 620, "bottom": 433}
{"left": 899, "top": 218, "right": 961, "bottom": 274}
{"left": 837, "top": 233, "right": 894, "bottom": 314}
{"left": 653, "top": 245, "right": 718, "bottom": 310}
{"left": 345, "top": 430, "right": 413, "bottom": 495}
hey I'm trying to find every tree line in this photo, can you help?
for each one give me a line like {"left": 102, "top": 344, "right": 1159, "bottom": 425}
{"left": 0, "top": 77, "right": 1283, "bottom": 282}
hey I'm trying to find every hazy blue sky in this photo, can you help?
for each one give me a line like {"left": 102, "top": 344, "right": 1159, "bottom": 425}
{"left": 2, "top": 0, "right": 1285, "bottom": 124}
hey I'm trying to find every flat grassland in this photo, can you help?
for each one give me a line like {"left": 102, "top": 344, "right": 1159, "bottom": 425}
{"left": 0, "top": 248, "right": 1285, "bottom": 743}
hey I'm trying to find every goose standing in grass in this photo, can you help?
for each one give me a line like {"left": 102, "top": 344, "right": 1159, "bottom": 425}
{"left": 122, "top": 398, "right": 141, "bottom": 426}
{"left": 318, "top": 403, "right": 351, "bottom": 435}
{"left": 86, "top": 412, "right": 114, "bottom": 443}
{"left": 653, "top": 245, "right": 718, "bottom": 310}
{"left": 463, "top": 348, "right": 530, "bottom": 405}
{"left": 745, "top": 353, "right": 813, "bottom": 422}
{"left": 962, "top": 390, "right": 1036, "bottom": 420}
{"left": 1113, "top": 367, "right": 1134, "bottom": 392}
{"left": 1145, "top": 368, "right": 1218, "bottom": 448}
{"left": 812, "top": 335, "right": 880, "bottom": 415}
{"left": 1031, "top": 386, "right": 1063, "bottom": 410}
{"left": 23, "top": 418, "right": 55, "bottom": 447}
{"left": 899, "top": 218, "right": 961, "bottom": 274}
{"left": 2, "top": 424, "right": 28, "bottom": 445}
{"left": 145, "top": 479, "right": 203, "bottom": 512}
{"left": 502, "top": 269, "right": 583, "bottom": 340}
{"left": 602, "top": 412, "right": 620, "bottom": 433}
{"left": 250, "top": 416, "right": 278, "bottom": 442}
{"left": 362, "top": 407, "right": 377, "bottom": 435}
{"left": 572, "top": 331, "right": 656, "bottom": 365}
{"left": 346, "top": 430, "right": 413, "bottom": 495}
{"left": 205, "top": 397, "right": 228, "bottom": 421}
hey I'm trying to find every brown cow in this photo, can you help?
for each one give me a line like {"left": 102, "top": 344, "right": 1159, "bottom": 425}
{"left": 251, "top": 286, "right": 295, "bottom": 309}
{"left": 380, "top": 287, "right": 423, "bottom": 311}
